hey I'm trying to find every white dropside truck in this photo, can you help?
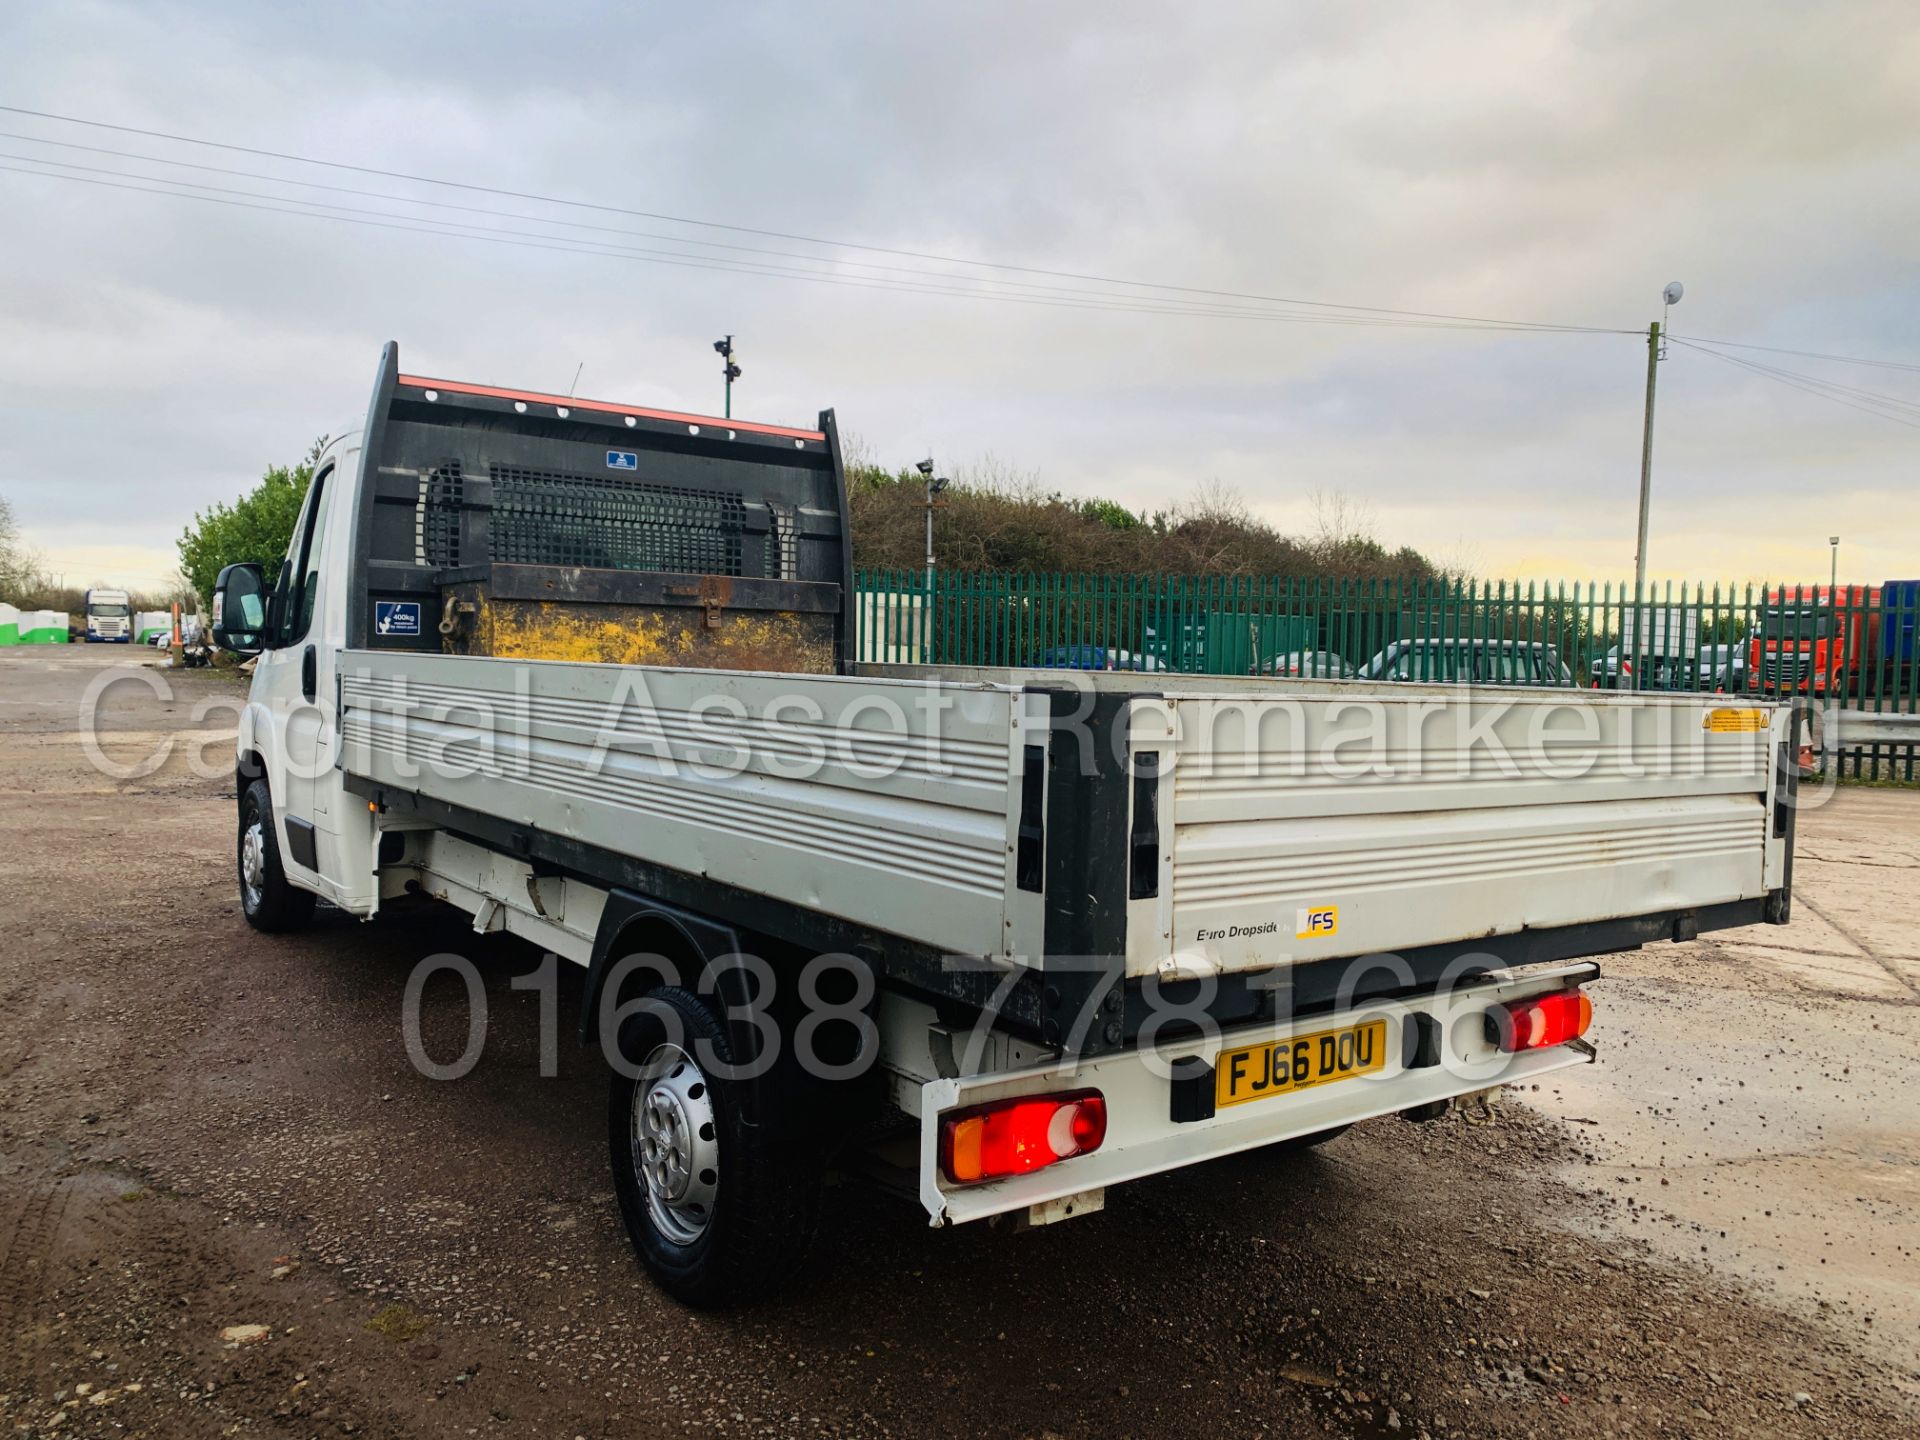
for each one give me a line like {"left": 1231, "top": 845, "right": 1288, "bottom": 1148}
{"left": 212, "top": 345, "right": 1798, "bottom": 1307}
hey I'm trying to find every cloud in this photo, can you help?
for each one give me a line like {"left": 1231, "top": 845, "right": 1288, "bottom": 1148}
{"left": 1, "top": 0, "right": 1915, "bottom": 590}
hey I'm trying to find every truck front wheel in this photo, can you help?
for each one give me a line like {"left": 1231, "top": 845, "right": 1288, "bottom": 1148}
{"left": 608, "top": 986, "right": 821, "bottom": 1308}
{"left": 238, "top": 779, "right": 316, "bottom": 933}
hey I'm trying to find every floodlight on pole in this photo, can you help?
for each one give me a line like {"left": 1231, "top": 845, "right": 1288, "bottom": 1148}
{"left": 712, "top": 336, "right": 739, "bottom": 418}
{"left": 918, "top": 457, "right": 948, "bottom": 591}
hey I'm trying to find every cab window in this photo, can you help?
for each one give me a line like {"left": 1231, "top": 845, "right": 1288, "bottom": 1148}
{"left": 277, "top": 464, "right": 334, "bottom": 645}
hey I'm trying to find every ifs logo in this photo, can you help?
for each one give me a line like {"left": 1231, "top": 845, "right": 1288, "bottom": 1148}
{"left": 1295, "top": 905, "right": 1339, "bottom": 940}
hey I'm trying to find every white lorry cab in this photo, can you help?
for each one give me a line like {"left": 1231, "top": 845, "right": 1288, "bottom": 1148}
{"left": 84, "top": 587, "right": 133, "bottom": 642}
{"left": 212, "top": 344, "right": 1800, "bottom": 1308}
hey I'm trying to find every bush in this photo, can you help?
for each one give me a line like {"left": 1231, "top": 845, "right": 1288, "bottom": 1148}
{"left": 177, "top": 441, "right": 324, "bottom": 603}
{"left": 845, "top": 462, "right": 1438, "bottom": 581}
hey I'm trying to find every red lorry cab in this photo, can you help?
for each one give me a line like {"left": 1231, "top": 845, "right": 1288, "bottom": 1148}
{"left": 1750, "top": 585, "right": 1881, "bottom": 694}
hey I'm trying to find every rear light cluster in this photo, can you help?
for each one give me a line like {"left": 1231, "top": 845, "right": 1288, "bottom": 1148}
{"left": 939, "top": 1091, "right": 1107, "bottom": 1185}
{"left": 1491, "top": 989, "right": 1593, "bottom": 1053}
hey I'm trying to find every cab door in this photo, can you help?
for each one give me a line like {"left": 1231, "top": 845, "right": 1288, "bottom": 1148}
{"left": 255, "top": 456, "right": 338, "bottom": 890}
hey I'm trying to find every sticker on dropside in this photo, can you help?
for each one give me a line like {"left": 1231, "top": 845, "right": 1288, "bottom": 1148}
{"left": 1295, "top": 904, "right": 1339, "bottom": 940}
{"left": 374, "top": 601, "right": 422, "bottom": 637}
{"left": 1703, "top": 708, "right": 1767, "bottom": 733}
{"left": 606, "top": 449, "right": 639, "bottom": 471}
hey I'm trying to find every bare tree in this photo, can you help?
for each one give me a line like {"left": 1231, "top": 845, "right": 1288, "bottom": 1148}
{"left": 1178, "top": 478, "right": 1252, "bottom": 528}
{"left": 0, "top": 494, "right": 18, "bottom": 580}
{"left": 1308, "top": 488, "right": 1374, "bottom": 550}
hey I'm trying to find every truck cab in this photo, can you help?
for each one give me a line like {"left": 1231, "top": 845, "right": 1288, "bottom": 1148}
{"left": 84, "top": 587, "right": 132, "bottom": 642}
{"left": 219, "top": 430, "right": 379, "bottom": 919}
{"left": 1751, "top": 584, "right": 1879, "bottom": 694}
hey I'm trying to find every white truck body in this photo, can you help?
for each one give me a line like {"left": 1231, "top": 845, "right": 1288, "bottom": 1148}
{"left": 214, "top": 346, "right": 1797, "bottom": 1300}
{"left": 338, "top": 652, "right": 1787, "bottom": 986}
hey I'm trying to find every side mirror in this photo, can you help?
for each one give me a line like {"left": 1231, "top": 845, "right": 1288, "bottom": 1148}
{"left": 212, "top": 563, "right": 270, "bottom": 655}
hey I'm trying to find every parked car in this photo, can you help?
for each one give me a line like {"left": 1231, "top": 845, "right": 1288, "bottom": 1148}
{"left": 1032, "top": 644, "right": 1118, "bottom": 670}
{"left": 1359, "top": 638, "right": 1575, "bottom": 687}
{"left": 1698, "top": 643, "right": 1749, "bottom": 693}
{"left": 1258, "top": 649, "right": 1356, "bottom": 679}
{"left": 1589, "top": 645, "right": 1693, "bottom": 691}
{"left": 146, "top": 616, "right": 206, "bottom": 647}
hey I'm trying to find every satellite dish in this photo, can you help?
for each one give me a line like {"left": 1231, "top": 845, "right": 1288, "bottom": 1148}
{"left": 1663, "top": 281, "right": 1685, "bottom": 306}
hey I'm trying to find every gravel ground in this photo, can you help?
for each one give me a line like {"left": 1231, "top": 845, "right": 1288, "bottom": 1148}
{"left": 1, "top": 648, "right": 1915, "bottom": 1439}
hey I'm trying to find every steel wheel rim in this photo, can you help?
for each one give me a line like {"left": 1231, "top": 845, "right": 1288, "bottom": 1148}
{"left": 632, "top": 1042, "right": 719, "bottom": 1247}
{"left": 240, "top": 818, "right": 266, "bottom": 909}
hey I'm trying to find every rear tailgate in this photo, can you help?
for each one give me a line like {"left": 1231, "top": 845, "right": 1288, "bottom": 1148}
{"left": 1129, "top": 687, "right": 1788, "bottom": 977}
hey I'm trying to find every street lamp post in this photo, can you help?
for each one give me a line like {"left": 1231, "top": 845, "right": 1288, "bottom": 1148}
{"left": 1830, "top": 535, "right": 1839, "bottom": 591}
{"left": 1634, "top": 281, "right": 1685, "bottom": 597}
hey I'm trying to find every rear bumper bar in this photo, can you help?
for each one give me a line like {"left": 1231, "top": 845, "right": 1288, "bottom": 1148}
{"left": 917, "top": 961, "right": 1598, "bottom": 1227}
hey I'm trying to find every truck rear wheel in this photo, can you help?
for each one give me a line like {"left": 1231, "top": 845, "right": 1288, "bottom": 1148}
{"left": 238, "top": 779, "right": 316, "bottom": 933}
{"left": 608, "top": 986, "right": 821, "bottom": 1308}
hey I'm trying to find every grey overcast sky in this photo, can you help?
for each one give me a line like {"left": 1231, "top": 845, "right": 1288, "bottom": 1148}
{"left": 1, "top": 0, "right": 1915, "bottom": 593}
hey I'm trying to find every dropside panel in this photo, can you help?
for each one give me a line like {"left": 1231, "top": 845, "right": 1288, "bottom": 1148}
{"left": 338, "top": 652, "right": 1021, "bottom": 959}
{"left": 1151, "top": 690, "right": 1785, "bottom": 976}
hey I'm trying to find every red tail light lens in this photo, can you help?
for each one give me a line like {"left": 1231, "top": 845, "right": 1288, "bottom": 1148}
{"left": 939, "top": 1091, "right": 1107, "bottom": 1185}
{"left": 1492, "top": 990, "right": 1593, "bottom": 1053}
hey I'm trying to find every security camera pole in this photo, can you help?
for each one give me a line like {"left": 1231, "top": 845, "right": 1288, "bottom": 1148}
{"left": 713, "top": 336, "right": 740, "bottom": 418}
{"left": 1633, "top": 281, "right": 1684, "bottom": 597}
{"left": 916, "top": 457, "right": 949, "bottom": 597}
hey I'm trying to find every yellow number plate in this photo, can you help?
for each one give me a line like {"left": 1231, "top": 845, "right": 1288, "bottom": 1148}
{"left": 1215, "top": 1018, "right": 1389, "bottom": 1110}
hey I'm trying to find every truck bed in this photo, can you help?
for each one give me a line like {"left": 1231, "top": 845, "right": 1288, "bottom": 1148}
{"left": 339, "top": 651, "right": 1792, "bottom": 1049}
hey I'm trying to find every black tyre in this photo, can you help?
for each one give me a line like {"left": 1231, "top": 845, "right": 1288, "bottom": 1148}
{"left": 238, "top": 778, "right": 317, "bottom": 933}
{"left": 608, "top": 986, "right": 821, "bottom": 1308}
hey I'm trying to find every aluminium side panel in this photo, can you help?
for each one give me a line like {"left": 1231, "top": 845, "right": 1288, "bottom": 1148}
{"left": 337, "top": 651, "right": 1021, "bottom": 959}
{"left": 1154, "top": 688, "right": 1786, "bottom": 977}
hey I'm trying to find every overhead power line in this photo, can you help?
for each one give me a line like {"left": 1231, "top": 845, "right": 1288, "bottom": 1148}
{"left": 0, "top": 154, "right": 1621, "bottom": 332}
{"left": 0, "top": 102, "right": 1635, "bottom": 337}
{"left": 4, "top": 158, "right": 1597, "bottom": 329}
{"left": 1670, "top": 334, "right": 1920, "bottom": 375}
{"left": 1670, "top": 339, "right": 1920, "bottom": 431}
{"left": 0, "top": 139, "right": 1596, "bottom": 329}
{"left": 3, "top": 105, "right": 1912, "bottom": 391}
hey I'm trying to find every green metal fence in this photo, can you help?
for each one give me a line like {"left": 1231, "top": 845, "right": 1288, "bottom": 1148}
{"left": 854, "top": 571, "right": 1920, "bottom": 779}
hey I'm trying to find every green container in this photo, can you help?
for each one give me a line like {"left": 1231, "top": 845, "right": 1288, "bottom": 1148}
{"left": 21, "top": 610, "right": 69, "bottom": 644}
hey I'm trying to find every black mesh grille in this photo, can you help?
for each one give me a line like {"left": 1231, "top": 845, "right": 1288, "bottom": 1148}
{"left": 418, "top": 461, "right": 464, "bottom": 568}
{"left": 487, "top": 465, "right": 745, "bottom": 575}
{"left": 767, "top": 501, "right": 798, "bottom": 580}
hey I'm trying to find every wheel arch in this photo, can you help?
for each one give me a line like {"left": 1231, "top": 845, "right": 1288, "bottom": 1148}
{"left": 236, "top": 747, "right": 268, "bottom": 804}
{"left": 580, "top": 893, "right": 744, "bottom": 1049}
